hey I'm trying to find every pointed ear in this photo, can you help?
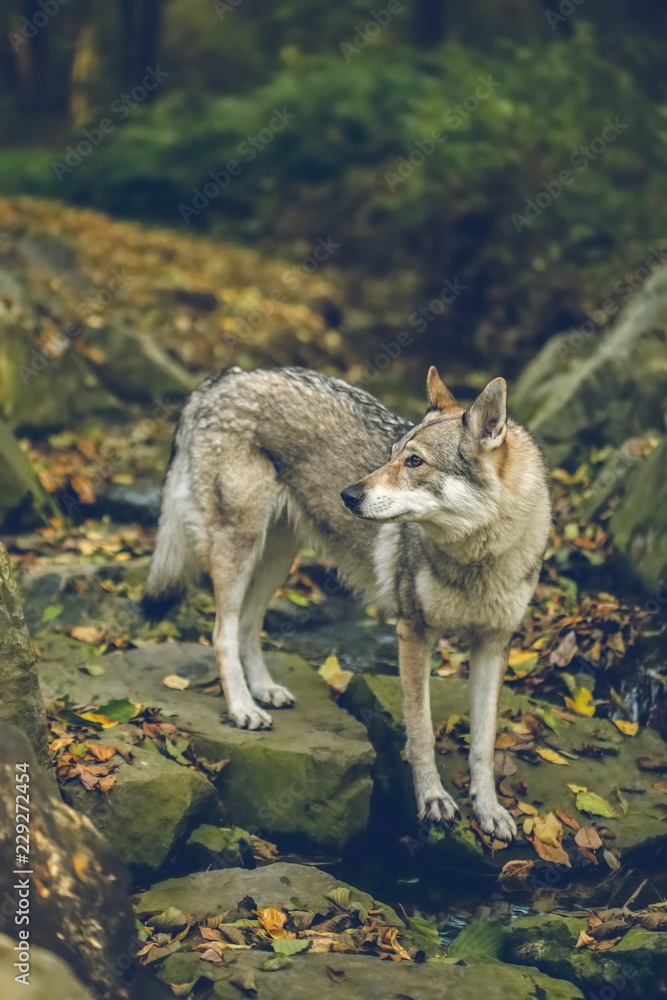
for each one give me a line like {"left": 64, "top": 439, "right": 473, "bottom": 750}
{"left": 426, "top": 366, "right": 457, "bottom": 411}
{"left": 465, "top": 378, "right": 507, "bottom": 449}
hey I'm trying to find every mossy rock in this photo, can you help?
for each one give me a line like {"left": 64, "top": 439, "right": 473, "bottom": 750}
{"left": 610, "top": 437, "right": 667, "bottom": 592}
{"left": 38, "top": 642, "right": 375, "bottom": 853}
{"left": 506, "top": 913, "right": 667, "bottom": 999}
{"left": 157, "top": 946, "right": 582, "bottom": 1000}
{"left": 341, "top": 672, "right": 667, "bottom": 870}
{"left": 65, "top": 735, "right": 221, "bottom": 878}
{"left": 512, "top": 266, "right": 667, "bottom": 469}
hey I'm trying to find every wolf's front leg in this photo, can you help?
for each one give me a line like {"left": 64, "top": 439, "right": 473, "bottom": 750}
{"left": 397, "top": 620, "right": 458, "bottom": 824}
{"left": 468, "top": 630, "right": 517, "bottom": 841}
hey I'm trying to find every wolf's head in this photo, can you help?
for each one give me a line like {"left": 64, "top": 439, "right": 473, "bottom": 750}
{"left": 341, "top": 367, "right": 512, "bottom": 536}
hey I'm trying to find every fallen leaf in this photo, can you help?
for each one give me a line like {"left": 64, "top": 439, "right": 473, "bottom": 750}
{"left": 575, "top": 826, "right": 603, "bottom": 850}
{"left": 652, "top": 781, "right": 667, "bottom": 794}
{"left": 255, "top": 907, "right": 288, "bottom": 938}
{"left": 70, "top": 626, "right": 106, "bottom": 644}
{"left": 494, "top": 751, "right": 517, "bottom": 778}
{"left": 498, "top": 860, "right": 536, "bottom": 881}
{"left": 163, "top": 674, "right": 190, "bottom": 690}
{"left": 549, "top": 631, "right": 578, "bottom": 667}
{"left": 533, "top": 812, "right": 564, "bottom": 848}
{"left": 555, "top": 810, "right": 580, "bottom": 831}
{"left": 613, "top": 720, "right": 639, "bottom": 737}
{"left": 564, "top": 686, "right": 595, "bottom": 717}
{"left": 575, "top": 790, "right": 616, "bottom": 819}
{"left": 536, "top": 747, "right": 570, "bottom": 766}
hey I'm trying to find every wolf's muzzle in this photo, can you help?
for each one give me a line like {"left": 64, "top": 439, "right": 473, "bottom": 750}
{"left": 340, "top": 483, "right": 364, "bottom": 511}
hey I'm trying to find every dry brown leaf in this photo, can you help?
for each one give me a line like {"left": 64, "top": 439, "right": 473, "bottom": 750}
{"left": 575, "top": 826, "right": 603, "bottom": 851}
{"left": 549, "top": 631, "right": 578, "bottom": 667}
{"left": 555, "top": 809, "right": 580, "bottom": 831}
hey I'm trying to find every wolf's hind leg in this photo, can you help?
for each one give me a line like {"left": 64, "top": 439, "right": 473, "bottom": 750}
{"left": 238, "top": 517, "right": 299, "bottom": 707}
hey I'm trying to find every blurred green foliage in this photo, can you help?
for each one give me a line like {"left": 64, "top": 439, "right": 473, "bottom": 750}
{"left": 1, "top": 3, "right": 666, "bottom": 369}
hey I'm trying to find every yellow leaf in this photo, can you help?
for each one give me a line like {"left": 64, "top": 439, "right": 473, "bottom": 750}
{"left": 70, "top": 626, "right": 106, "bottom": 644}
{"left": 532, "top": 812, "right": 564, "bottom": 848}
{"left": 318, "top": 654, "right": 353, "bottom": 693}
{"left": 78, "top": 711, "right": 118, "bottom": 729}
{"left": 162, "top": 674, "right": 190, "bottom": 690}
{"left": 536, "top": 747, "right": 570, "bottom": 766}
{"left": 506, "top": 649, "right": 539, "bottom": 678}
{"left": 517, "top": 802, "right": 538, "bottom": 816}
{"left": 613, "top": 720, "right": 639, "bottom": 737}
{"left": 255, "top": 907, "right": 288, "bottom": 938}
{"left": 568, "top": 784, "right": 588, "bottom": 794}
{"left": 564, "top": 686, "right": 595, "bottom": 717}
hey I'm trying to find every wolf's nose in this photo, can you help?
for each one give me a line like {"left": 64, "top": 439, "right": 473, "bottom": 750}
{"left": 341, "top": 483, "right": 364, "bottom": 510}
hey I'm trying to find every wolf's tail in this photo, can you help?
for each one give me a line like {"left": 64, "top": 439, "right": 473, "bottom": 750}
{"left": 140, "top": 437, "right": 201, "bottom": 624}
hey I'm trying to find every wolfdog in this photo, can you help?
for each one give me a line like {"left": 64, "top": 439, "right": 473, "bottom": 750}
{"left": 142, "top": 366, "right": 550, "bottom": 840}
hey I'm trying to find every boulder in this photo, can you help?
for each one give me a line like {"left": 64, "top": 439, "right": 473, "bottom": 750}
{"left": 138, "top": 861, "right": 402, "bottom": 927}
{"left": 144, "top": 866, "right": 580, "bottom": 999}
{"left": 609, "top": 437, "right": 667, "bottom": 592}
{"left": 64, "top": 734, "right": 221, "bottom": 878}
{"left": 37, "top": 643, "right": 375, "bottom": 853}
{"left": 341, "top": 672, "right": 667, "bottom": 869}
{"left": 88, "top": 326, "right": 195, "bottom": 405}
{"left": 0, "top": 932, "right": 88, "bottom": 1000}
{"left": 158, "top": 949, "right": 582, "bottom": 1000}
{"left": 0, "top": 322, "right": 124, "bottom": 433}
{"left": 0, "top": 542, "right": 51, "bottom": 769}
{"left": 0, "top": 725, "right": 171, "bottom": 1000}
{"left": 505, "top": 913, "right": 667, "bottom": 1000}
{"left": 512, "top": 266, "right": 667, "bottom": 468}
{"left": 0, "top": 419, "right": 56, "bottom": 528}
{"left": 185, "top": 823, "right": 255, "bottom": 870}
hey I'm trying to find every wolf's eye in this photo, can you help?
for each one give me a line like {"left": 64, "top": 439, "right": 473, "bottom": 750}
{"left": 405, "top": 454, "right": 424, "bottom": 468}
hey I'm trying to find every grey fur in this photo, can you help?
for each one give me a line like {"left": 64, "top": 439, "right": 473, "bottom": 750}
{"left": 143, "top": 365, "right": 551, "bottom": 840}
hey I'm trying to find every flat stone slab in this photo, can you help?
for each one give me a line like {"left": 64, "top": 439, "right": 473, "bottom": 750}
{"left": 160, "top": 949, "right": 582, "bottom": 1000}
{"left": 138, "top": 862, "right": 402, "bottom": 926}
{"left": 342, "top": 673, "right": 667, "bottom": 869}
{"left": 39, "top": 643, "right": 374, "bottom": 853}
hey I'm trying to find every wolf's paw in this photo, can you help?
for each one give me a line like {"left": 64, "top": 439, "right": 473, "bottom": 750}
{"left": 228, "top": 701, "right": 273, "bottom": 730}
{"left": 416, "top": 782, "right": 459, "bottom": 825}
{"left": 473, "top": 797, "right": 517, "bottom": 841}
{"left": 251, "top": 683, "right": 295, "bottom": 708}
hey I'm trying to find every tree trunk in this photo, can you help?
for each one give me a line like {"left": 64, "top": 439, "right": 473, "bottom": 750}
{"left": 0, "top": 542, "right": 51, "bottom": 770}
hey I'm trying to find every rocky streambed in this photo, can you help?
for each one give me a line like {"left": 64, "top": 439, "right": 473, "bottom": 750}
{"left": 8, "top": 555, "right": 667, "bottom": 998}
